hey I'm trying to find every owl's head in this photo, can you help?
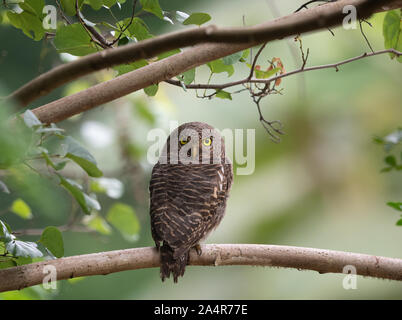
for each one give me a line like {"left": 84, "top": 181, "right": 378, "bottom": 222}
{"left": 162, "top": 122, "right": 226, "bottom": 165}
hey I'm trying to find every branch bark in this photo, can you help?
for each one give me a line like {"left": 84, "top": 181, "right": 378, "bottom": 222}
{"left": 0, "top": 244, "right": 401, "bottom": 292}
{"left": 8, "top": 0, "right": 401, "bottom": 117}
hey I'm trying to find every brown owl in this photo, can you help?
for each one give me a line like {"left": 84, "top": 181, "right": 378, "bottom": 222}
{"left": 149, "top": 122, "right": 233, "bottom": 282}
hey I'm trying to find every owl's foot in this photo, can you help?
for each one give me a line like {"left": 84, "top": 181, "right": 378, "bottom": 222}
{"left": 155, "top": 241, "right": 161, "bottom": 251}
{"left": 192, "top": 244, "right": 202, "bottom": 256}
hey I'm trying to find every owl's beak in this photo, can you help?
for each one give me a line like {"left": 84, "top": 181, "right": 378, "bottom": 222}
{"left": 191, "top": 145, "right": 198, "bottom": 161}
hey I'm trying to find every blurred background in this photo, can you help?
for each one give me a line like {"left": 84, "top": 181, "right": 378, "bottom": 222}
{"left": 0, "top": 0, "right": 401, "bottom": 299}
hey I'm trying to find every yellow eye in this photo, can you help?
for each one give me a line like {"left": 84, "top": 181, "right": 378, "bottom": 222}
{"left": 180, "top": 138, "right": 188, "bottom": 145}
{"left": 203, "top": 138, "right": 212, "bottom": 146}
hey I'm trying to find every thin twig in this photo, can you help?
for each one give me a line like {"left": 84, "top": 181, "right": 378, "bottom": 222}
{"left": 165, "top": 49, "right": 402, "bottom": 91}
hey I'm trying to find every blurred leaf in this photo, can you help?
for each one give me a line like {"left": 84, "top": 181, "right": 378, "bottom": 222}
{"left": 54, "top": 23, "right": 98, "bottom": 56}
{"left": 39, "top": 226, "right": 64, "bottom": 258}
{"left": 11, "top": 199, "right": 33, "bottom": 219}
{"left": 91, "top": 178, "right": 124, "bottom": 199}
{"left": 0, "top": 220, "right": 13, "bottom": 242}
{"left": 134, "top": 99, "right": 156, "bottom": 124}
{"left": 114, "top": 59, "right": 148, "bottom": 76}
{"left": 157, "top": 48, "right": 181, "bottom": 60}
{"left": 106, "top": 203, "right": 140, "bottom": 239}
{"left": 179, "top": 68, "right": 196, "bottom": 85}
{"left": 183, "top": 12, "right": 211, "bottom": 26}
{"left": 387, "top": 202, "right": 402, "bottom": 211}
{"left": 23, "top": 110, "right": 42, "bottom": 128}
{"left": 86, "top": 215, "right": 112, "bottom": 235}
{"left": 174, "top": 10, "right": 189, "bottom": 23}
{"left": 121, "top": 17, "right": 152, "bottom": 41}
{"left": 144, "top": 84, "right": 158, "bottom": 96}
{"left": 207, "top": 59, "right": 234, "bottom": 77}
{"left": 62, "top": 136, "right": 103, "bottom": 177}
{"left": 222, "top": 51, "right": 243, "bottom": 65}
{"left": 58, "top": 175, "right": 92, "bottom": 214}
{"left": 397, "top": 219, "right": 402, "bottom": 226}
{"left": 383, "top": 10, "right": 402, "bottom": 62}
{"left": 6, "top": 240, "right": 43, "bottom": 258}
{"left": 215, "top": 90, "right": 232, "bottom": 100}
{"left": 384, "top": 155, "right": 397, "bottom": 167}
{"left": 139, "top": 0, "right": 163, "bottom": 19}
{"left": 19, "top": 0, "right": 45, "bottom": 17}
{"left": 0, "top": 180, "right": 10, "bottom": 194}
{"left": 84, "top": 193, "right": 101, "bottom": 211}
{"left": 7, "top": 10, "right": 44, "bottom": 41}
{"left": 60, "top": 0, "right": 85, "bottom": 16}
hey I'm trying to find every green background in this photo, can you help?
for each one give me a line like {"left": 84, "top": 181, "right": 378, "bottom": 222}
{"left": 0, "top": 0, "right": 401, "bottom": 299}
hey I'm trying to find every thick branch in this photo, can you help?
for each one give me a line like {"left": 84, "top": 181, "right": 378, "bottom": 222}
{"left": 8, "top": 0, "right": 400, "bottom": 109}
{"left": 0, "top": 244, "right": 401, "bottom": 292}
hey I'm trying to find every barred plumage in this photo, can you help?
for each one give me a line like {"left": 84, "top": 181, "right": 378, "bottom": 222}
{"left": 149, "top": 122, "right": 233, "bottom": 282}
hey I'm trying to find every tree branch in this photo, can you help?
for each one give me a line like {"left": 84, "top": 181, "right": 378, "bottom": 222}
{"left": 165, "top": 49, "right": 402, "bottom": 90}
{"left": 7, "top": 0, "right": 400, "bottom": 109}
{"left": 0, "top": 244, "right": 401, "bottom": 292}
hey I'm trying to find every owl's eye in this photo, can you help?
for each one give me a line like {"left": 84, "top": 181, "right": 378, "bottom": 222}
{"left": 180, "top": 137, "right": 188, "bottom": 145}
{"left": 203, "top": 138, "right": 212, "bottom": 146}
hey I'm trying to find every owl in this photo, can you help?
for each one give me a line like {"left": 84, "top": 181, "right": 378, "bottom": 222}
{"left": 149, "top": 122, "right": 233, "bottom": 282}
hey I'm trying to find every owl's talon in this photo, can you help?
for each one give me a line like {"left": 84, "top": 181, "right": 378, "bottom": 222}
{"left": 193, "top": 244, "right": 202, "bottom": 256}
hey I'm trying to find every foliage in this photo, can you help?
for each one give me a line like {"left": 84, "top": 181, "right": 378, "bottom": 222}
{"left": 374, "top": 128, "right": 402, "bottom": 225}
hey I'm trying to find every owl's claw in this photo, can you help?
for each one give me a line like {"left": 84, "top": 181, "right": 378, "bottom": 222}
{"left": 193, "top": 244, "right": 202, "bottom": 256}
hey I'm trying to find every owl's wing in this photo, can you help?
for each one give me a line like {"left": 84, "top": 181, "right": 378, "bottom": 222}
{"left": 150, "top": 163, "right": 232, "bottom": 259}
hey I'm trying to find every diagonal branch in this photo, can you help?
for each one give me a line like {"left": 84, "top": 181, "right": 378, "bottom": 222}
{"left": 7, "top": 0, "right": 400, "bottom": 107}
{"left": 0, "top": 244, "right": 401, "bottom": 292}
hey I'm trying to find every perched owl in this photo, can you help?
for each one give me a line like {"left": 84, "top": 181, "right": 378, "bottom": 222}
{"left": 149, "top": 122, "right": 233, "bottom": 282}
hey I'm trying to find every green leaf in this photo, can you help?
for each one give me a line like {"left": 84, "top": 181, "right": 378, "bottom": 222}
{"left": 86, "top": 215, "right": 112, "bottom": 235}
{"left": 7, "top": 11, "right": 45, "bottom": 41}
{"left": 139, "top": 0, "right": 163, "bottom": 19}
{"left": 58, "top": 175, "right": 97, "bottom": 214}
{"left": 54, "top": 23, "right": 98, "bottom": 56}
{"left": 39, "top": 227, "right": 64, "bottom": 258}
{"left": 6, "top": 240, "right": 43, "bottom": 258}
{"left": 0, "top": 220, "right": 13, "bottom": 242}
{"left": 174, "top": 11, "right": 190, "bottom": 23}
{"left": 222, "top": 51, "right": 243, "bottom": 65}
{"left": 0, "top": 180, "right": 10, "bottom": 194}
{"left": 179, "top": 68, "right": 196, "bottom": 85}
{"left": 84, "top": 0, "right": 104, "bottom": 10}
{"left": 383, "top": 10, "right": 402, "bottom": 62}
{"left": 60, "top": 0, "right": 85, "bottom": 16}
{"left": 207, "top": 59, "right": 234, "bottom": 77}
{"left": 91, "top": 178, "right": 123, "bottom": 199}
{"left": 11, "top": 199, "right": 32, "bottom": 219}
{"left": 23, "top": 110, "right": 42, "bottom": 128}
{"left": 62, "top": 136, "right": 103, "bottom": 177}
{"left": 387, "top": 202, "right": 402, "bottom": 211}
{"left": 215, "top": 90, "right": 232, "bottom": 100}
{"left": 144, "top": 84, "right": 158, "bottom": 96}
{"left": 19, "top": 0, "right": 45, "bottom": 18}
{"left": 384, "top": 155, "right": 397, "bottom": 167}
{"left": 121, "top": 17, "right": 153, "bottom": 41}
{"left": 183, "top": 12, "right": 211, "bottom": 26}
{"left": 397, "top": 219, "right": 402, "bottom": 226}
{"left": 157, "top": 49, "right": 181, "bottom": 60}
{"left": 106, "top": 203, "right": 140, "bottom": 239}
{"left": 114, "top": 59, "right": 148, "bottom": 76}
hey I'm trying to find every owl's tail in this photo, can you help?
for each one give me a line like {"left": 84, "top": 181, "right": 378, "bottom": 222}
{"left": 159, "top": 242, "right": 189, "bottom": 283}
